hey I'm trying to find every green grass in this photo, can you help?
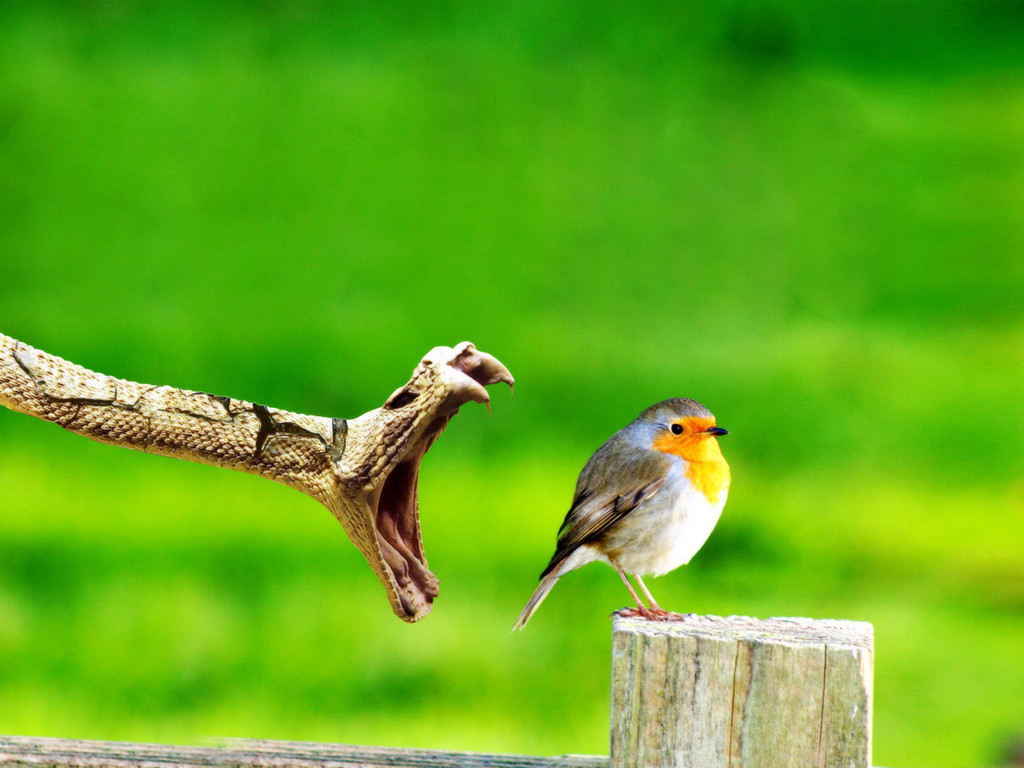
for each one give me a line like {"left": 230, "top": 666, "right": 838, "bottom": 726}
{"left": 0, "top": 3, "right": 1022, "bottom": 766}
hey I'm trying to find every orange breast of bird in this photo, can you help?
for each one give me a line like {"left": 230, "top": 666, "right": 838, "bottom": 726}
{"left": 651, "top": 416, "right": 732, "bottom": 505}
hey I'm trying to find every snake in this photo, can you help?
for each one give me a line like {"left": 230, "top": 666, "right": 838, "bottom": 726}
{"left": 0, "top": 332, "right": 513, "bottom": 623}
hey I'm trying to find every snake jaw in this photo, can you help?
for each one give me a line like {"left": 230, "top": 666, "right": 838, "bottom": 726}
{"left": 425, "top": 341, "right": 515, "bottom": 410}
{"left": 342, "top": 343, "right": 513, "bottom": 622}
{"left": 0, "top": 332, "right": 511, "bottom": 624}
{"left": 368, "top": 436, "right": 441, "bottom": 620}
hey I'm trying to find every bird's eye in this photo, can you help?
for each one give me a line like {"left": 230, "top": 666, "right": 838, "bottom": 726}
{"left": 670, "top": 423, "right": 684, "bottom": 435}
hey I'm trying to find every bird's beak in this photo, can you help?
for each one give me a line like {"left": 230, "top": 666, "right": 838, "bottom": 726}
{"left": 706, "top": 426, "right": 728, "bottom": 436}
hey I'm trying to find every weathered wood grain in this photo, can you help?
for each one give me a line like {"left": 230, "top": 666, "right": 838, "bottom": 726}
{"left": 0, "top": 737, "right": 608, "bottom": 768}
{"left": 610, "top": 615, "right": 873, "bottom": 768}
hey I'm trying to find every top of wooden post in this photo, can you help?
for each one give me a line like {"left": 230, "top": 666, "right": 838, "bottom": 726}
{"left": 612, "top": 613, "right": 874, "bottom": 649}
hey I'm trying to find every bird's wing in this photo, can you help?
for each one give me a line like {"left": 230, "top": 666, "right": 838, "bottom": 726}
{"left": 540, "top": 442, "right": 669, "bottom": 577}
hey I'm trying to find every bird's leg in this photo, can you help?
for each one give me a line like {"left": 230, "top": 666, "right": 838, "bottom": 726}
{"left": 634, "top": 575, "right": 669, "bottom": 619}
{"left": 612, "top": 560, "right": 655, "bottom": 619}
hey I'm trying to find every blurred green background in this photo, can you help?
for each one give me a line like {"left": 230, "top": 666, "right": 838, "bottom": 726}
{"left": 0, "top": 2, "right": 1021, "bottom": 766}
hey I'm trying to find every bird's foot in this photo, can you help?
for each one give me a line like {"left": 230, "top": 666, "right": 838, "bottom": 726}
{"left": 614, "top": 607, "right": 694, "bottom": 622}
{"left": 613, "top": 607, "right": 643, "bottom": 620}
{"left": 614, "top": 606, "right": 670, "bottom": 621}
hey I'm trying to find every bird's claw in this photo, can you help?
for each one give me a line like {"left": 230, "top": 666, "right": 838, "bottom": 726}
{"left": 613, "top": 606, "right": 691, "bottom": 622}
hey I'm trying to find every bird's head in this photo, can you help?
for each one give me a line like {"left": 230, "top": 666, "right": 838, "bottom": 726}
{"left": 634, "top": 398, "right": 729, "bottom": 463}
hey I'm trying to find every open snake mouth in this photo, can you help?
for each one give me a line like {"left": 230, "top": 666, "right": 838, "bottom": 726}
{"left": 368, "top": 342, "right": 513, "bottom": 621}
{"left": 370, "top": 416, "right": 448, "bottom": 619}
{"left": 0, "top": 332, "right": 511, "bottom": 624}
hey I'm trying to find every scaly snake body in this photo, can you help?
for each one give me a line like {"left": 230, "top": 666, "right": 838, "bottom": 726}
{"left": 0, "top": 332, "right": 513, "bottom": 622}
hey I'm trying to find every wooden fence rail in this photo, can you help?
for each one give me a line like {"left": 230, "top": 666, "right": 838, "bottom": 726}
{"left": 0, "top": 615, "right": 875, "bottom": 768}
{"left": 0, "top": 737, "right": 607, "bottom": 768}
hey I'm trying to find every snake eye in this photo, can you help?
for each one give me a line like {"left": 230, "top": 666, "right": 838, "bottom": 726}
{"left": 385, "top": 387, "right": 419, "bottom": 409}
{"left": 670, "top": 423, "right": 684, "bottom": 435}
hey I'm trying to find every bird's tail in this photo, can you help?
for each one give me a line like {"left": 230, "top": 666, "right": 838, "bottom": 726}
{"left": 512, "top": 570, "right": 562, "bottom": 631}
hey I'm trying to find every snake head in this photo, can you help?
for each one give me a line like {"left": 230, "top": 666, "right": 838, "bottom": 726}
{"left": 330, "top": 343, "right": 513, "bottom": 622}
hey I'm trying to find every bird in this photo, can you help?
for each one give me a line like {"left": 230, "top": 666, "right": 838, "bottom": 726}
{"left": 0, "top": 332, "right": 513, "bottom": 623}
{"left": 513, "top": 398, "right": 730, "bottom": 630}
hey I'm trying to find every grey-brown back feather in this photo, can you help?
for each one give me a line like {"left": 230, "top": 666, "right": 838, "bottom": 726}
{"left": 540, "top": 435, "right": 670, "bottom": 578}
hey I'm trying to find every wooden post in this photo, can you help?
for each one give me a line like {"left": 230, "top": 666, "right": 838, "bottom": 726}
{"left": 610, "top": 615, "right": 873, "bottom": 768}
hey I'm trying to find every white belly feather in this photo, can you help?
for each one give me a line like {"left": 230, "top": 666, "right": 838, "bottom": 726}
{"left": 624, "top": 483, "right": 727, "bottom": 575}
{"left": 553, "top": 458, "right": 728, "bottom": 580}
{"left": 587, "top": 476, "right": 726, "bottom": 578}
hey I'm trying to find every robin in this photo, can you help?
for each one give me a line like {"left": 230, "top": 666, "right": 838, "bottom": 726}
{"left": 513, "top": 398, "right": 730, "bottom": 630}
